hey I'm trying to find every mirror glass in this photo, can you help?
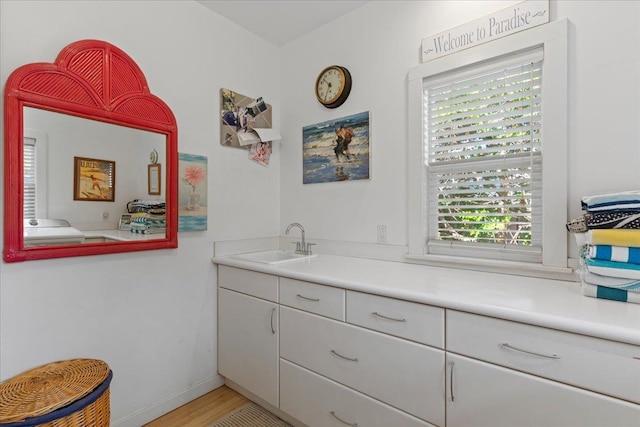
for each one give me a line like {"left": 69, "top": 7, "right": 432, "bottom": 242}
{"left": 4, "top": 39, "right": 178, "bottom": 262}
{"left": 23, "top": 107, "right": 167, "bottom": 239}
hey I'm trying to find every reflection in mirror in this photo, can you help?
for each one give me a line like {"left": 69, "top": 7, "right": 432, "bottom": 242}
{"left": 23, "top": 107, "right": 167, "bottom": 238}
{"left": 4, "top": 39, "right": 178, "bottom": 262}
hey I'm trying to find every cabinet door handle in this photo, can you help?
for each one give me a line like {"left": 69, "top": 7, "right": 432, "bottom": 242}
{"left": 270, "top": 308, "right": 276, "bottom": 334}
{"left": 330, "top": 349, "right": 358, "bottom": 362}
{"left": 296, "top": 294, "right": 320, "bottom": 302}
{"left": 449, "top": 360, "right": 455, "bottom": 402}
{"left": 501, "top": 342, "right": 560, "bottom": 359}
{"left": 330, "top": 411, "right": 358, "bottom": 426}
{"left": 372, "top": 311, "right": 407, "bottom": 322}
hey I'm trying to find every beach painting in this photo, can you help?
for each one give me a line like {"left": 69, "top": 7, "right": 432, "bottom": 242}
{"left": 302, "top": 111, "right": 370, "bottom": 184}
{"left": 178, "top": 153, "right": 208, "bottom": 231}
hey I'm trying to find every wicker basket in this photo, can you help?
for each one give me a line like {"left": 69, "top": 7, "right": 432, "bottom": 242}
{"left": 0, "top": 359, "right": 112, "bottom": 427}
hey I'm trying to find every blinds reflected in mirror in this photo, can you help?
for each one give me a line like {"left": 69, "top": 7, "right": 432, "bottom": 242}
{"left": 23, "top": 137, "right": 36, "bottom": 219}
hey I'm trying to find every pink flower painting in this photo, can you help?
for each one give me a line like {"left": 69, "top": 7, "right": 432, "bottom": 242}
{"left": 184, "top": 165, "right": 205, "bottom": 192}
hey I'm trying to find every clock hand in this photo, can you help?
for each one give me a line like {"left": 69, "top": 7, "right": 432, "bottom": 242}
{"left": 324, "top": 82, "right": 332, "bottom": 101}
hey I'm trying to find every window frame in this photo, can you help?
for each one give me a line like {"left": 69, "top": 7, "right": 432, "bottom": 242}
{"left": 406, "top": 19, "right": 570, "bottom": 279}
{"left": 23, "top": 129, "right": 49, "bottom": 220}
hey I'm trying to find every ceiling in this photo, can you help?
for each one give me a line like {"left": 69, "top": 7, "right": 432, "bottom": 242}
{"left": 196, "top": 1, "right": 370, "bottom": 46}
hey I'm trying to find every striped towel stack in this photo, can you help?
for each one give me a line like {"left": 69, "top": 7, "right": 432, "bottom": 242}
{"left": 567, "top": 191, "right": 640, "bottom": 304}
{"left": 130, "top": 215, "right": 166, "bottom": 235}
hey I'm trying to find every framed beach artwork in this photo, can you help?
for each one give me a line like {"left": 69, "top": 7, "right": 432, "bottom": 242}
{"left": 178, "top": 153, "right": 208, "bottom": 231}
{"left": 302, "top": 111, "right": 370, "bottom": 184}
{"left": 73, "top": 156, "right": 115, "bottom": 201}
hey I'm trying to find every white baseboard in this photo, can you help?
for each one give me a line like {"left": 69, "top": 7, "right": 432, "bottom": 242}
{"left": 112, "top": 375, "right": 225, "bottom": 427}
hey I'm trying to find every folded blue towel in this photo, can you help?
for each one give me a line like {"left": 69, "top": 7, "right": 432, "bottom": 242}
{"left": 585, "top": 258, "right": 640, "bottom": 280}
{"left": 581, "top": 190, "right": 640, "bottom": 212}
{"left": 588, "top": 245, "right": 640, "bottom": 264}
{"left": 582, "top": 282, "right": 640, "bottom": 304}
{"left": 582, "top": 269, "right": 640, "bottom": 292}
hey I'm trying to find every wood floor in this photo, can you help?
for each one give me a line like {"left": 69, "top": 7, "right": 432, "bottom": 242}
{"left": 144, "top": 386, "right": 250, "bottom": 427}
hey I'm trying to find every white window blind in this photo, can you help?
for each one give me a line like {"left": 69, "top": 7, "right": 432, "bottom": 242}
{"left": 424, "top": 49, "right": 543, "bottom": 263}
{"left": 23, "top": 136, "right": 37, "bottom": 219}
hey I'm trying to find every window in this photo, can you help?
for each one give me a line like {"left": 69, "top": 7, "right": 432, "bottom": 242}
{"left": 407, "top": 20, "right": 569, "bottom": 278}
{"left": 425, "top": 50, "right": 542, "bottom": 263}
{"left": 23, "top": 130, "right": 48, "bottom": 220}
{"left": 23, "top": 136, "right": 37, "bottom": 219}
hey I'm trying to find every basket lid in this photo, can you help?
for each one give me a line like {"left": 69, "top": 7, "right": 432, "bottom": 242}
{"left": 0, "top": 359, "right": 110, "bottom": 424}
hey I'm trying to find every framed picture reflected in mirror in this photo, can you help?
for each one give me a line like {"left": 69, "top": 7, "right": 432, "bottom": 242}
{"left": 148, "top": 163, "right": 161, "bottom": 195}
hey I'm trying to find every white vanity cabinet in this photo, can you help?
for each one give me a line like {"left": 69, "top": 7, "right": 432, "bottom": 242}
{"left": 217, "top": 267, "right": 279, "bottom": 407}
{"left": 215, "top": 261, "right": 640, "bottom": 427}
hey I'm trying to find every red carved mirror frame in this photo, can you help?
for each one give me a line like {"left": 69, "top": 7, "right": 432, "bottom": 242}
{"left": 3, "top": 39, "right": 178, "bottom": 262}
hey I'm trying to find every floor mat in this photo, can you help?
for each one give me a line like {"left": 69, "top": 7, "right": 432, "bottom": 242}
{"left": 208, "top": 402, "right": 293, "bottom": 427}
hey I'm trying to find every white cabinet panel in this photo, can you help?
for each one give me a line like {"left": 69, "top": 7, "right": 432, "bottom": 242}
{"left": 280, "top": 277, "right": 345, "bottom": 320}
{"left": 447, "top": 310, "right": 640, "bottom": 404}
{"left": 280, "top": 306, "right": 445, "bottom": 426}
{"left": 347, "top": 290, "right": 444, "bottom": 348}
{"left": 218, "top": 288, "right": 278, "bottom": 407}
{"left": 280, "top": 359, "right": 436, "bottom": 427}
{"left": 446, "top": 354, "right": 640, "bottom": 427}
{"left": 218, "top": 265, "right": 278, "bottom": 302}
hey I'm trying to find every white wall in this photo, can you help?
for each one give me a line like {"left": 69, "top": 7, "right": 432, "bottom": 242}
{"left": 0, "top": 1, "right": 280, "bottom": 425}
{"left": 280, "top": 0, "right": 640, "bottom": 261}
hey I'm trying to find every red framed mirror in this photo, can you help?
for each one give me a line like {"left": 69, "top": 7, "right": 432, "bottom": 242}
{"left": 3, "top": 39, "right": 178, "bottom": 262}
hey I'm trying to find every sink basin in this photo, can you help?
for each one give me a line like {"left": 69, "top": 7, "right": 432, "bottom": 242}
{"left": 231, "top": 250, "right": 317, "bottom": 265}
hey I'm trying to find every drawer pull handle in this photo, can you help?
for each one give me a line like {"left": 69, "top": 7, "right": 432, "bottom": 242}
{"left": 330, "top": 349, "right": 358, "bottom": 362}
{"left": 270, "top": 308, "right": 276, "bottom": 334}
{"left": 372, "top": 311, "right": 407, "bottom": 322}
{"left": 449, "top": 361, "right": 455, "bottom": 402}
{"left": 331, "top": 411, "right": 358, "bottom": 426}
{"left": 296, "top": 294, "right": 320, "bottom": 302}
{"left": 501, "top": 342, "right": 560, "bottom": 359}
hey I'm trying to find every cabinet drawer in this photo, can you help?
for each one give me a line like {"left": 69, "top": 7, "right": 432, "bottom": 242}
{"left": 447, "top": 354, "right": 640, "bottom": 427}
{"left": 280, "top": 306, "right": 445, "bottom": 425}
{"left": 218, "top": 265, "right": 278, "bottom": 302}
{"left": 280, "top": 359, "right": 435, "bottom": 427}
{"left": 347, "top": 290, "right": 444, "bottom": 348}
{"left": 280, "top": 278, "right": 345, "bottom": 321}
{"left": 447, "top": 310, "right": 640, "bottom": 404}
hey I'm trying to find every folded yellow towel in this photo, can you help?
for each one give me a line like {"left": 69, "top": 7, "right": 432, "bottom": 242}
{"left": 588, "top": 229, "right": 640, "bottom": 247}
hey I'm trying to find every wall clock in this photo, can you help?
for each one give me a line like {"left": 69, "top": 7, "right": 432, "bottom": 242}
{"left": 315, "top": 65, "right": 352, "bottom": 109}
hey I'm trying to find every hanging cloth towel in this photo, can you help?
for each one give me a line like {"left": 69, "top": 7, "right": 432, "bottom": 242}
{"left": 586, "top": 229, "right": 640, "bottom": 247}
{"left": 581, "top": 190, "right": 640, "bottom": 212}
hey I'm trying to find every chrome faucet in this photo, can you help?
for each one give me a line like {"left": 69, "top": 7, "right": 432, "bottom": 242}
{"left": 286, "top": 222, "right": 315, "bottom": 255}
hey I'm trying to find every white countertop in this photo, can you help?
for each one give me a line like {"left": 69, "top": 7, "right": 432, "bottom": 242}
{"left": 212, "top": 253, "right": 640, "bottom": 346}
{"left": 84, "top": 229, "right": 166, "bottom": 241}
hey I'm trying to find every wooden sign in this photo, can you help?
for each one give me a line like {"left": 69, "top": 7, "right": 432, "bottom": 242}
{"left": 421, "top": 0, "right": 549, "bottom": 63}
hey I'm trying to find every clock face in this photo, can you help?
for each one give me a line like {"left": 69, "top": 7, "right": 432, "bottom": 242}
{"left": 315, "top": 66, "right": 351, "bottom": 108}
